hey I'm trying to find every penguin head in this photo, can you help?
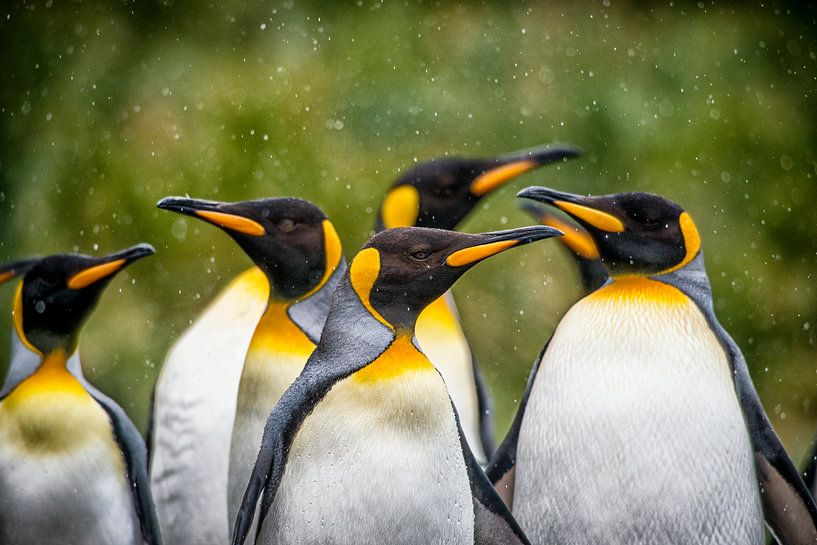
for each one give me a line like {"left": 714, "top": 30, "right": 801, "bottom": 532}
{"left": 376, "top": 144, "right": 581, "bottom": 231}
{"left": 518, "top": 187, "right": 701, "bottom": 277}
{"left": 349, "top": 224, "right": 562, "bottom": 331}
{"left": 157, "top": 196, "right": 343, "bottom": 301}
{"left": 0, "top": 257, "right": 39, "bottom": 286}
{"left": 13, "top": 244, "right": 155, "bottom": 355}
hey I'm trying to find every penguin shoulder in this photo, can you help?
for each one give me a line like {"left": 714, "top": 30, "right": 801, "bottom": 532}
{"left": 0, "top": 350, "right": 113, "bottom": 454}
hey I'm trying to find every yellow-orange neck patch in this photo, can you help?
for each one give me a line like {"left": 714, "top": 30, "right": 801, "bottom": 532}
{"left": 3, "top": 348, "right": 88, "bottom": 407}
{"left": 446, "top": 239, "right": 517, "bottom": 267}
{"left": 381, "top": 185, "right": 420, "bottom": 229}
{"left": 354, "top": 334, "right": 434, "bottom": 383}
{"left": 417, "top": 295, "right": 459, "bottom": 332}
{"left": 248, "top": 302, "right": 315, "bottom": 356}
{"left": 12, "top": 285, "right": 42, "bottom": 357}
{"left": 471, "top": 160, "right": 537, "bottom": 196}
{"left": 230, "top": 266, "right": 270, "bottom": 300}
{"left": 349, "top": 247, "right": 392, "bottom": 329}
{"left": 299, "top": 220, "right": 343, "bottom": 301}
{"left": 659, "top": 212, "right": 701, "bottom": 275}
{"left": 588, "top": 276, "right": 688, "bottom": 306}
{"left": 67, "top": 259, "right": 126, "bottom": 290}
{"left": 555, "top": 200, "right": 625, "bottom": 233}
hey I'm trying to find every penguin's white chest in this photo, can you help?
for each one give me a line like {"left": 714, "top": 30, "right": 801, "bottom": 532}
{"left": 0, "top": 392, "right": 141, "bottom": 545}
{"left": 259, "top": 364, "right": 474, "bottom": 545}
{"left": 515, "top": 278, "right": 763, "bottom": 545}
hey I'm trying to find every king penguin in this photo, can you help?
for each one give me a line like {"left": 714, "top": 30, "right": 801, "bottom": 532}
{"left": 0, "top": 245, "right": 161, "bottom": 545}
{"left": 486, "top": 186, "right": 817, "bottom": 545}
{"left": 148, "top": 144, "right": 579, "bottom": 545}
{"left": 151, "top": 196, "right": 345, "bottom": 543}
{"left": 377, "top": 144, "right": 581, "bottom": 465}
{"left": 232, "top": 223, "right": 562, "bottom": 545}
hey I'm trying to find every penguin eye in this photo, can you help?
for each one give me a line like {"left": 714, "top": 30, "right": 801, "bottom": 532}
{"left": 278, "top": 218, "right": 297, "bottom": 233}
{"left": 410, "top": 250, "right": 431, "bottom": 261}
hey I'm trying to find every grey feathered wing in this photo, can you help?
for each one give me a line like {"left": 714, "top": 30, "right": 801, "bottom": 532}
{"left": 658, "top": 257, "right": 817, "bottom": 545}
{"left": 82, "top": 380, "right": 163, "bottom": 545}
{"left": 484, "top": 341, "right": 548, "bottom": 508}
{"left": 453, "top": 401, "right": 531, "bottom": 545}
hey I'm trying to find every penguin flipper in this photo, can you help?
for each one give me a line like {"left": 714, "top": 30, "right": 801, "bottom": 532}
{"left": 83, "top": 382, "right": 163, "bottom": 545}
{"left": 711, "top": 322, "right": 817, "bottom": 544}
{"left": 484, "top": 340, "right": 548, "bottom": 507}
{"left": 233, "top": 370, "right": 334, "bottom": 545}
{"left": 454, "top": 404, "right": 531, "bottom": 545}
{"left": 801, "top": 436, "right": 817, "bottom": 498}
{"left": 471, "top": 352, "right": 496, "bottom": 458}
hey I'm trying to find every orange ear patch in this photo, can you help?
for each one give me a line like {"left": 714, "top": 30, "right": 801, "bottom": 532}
{"left": 381, "top": 185, "right": 420, "bottom": 229}
{"left": 660, "top": 212, "right": 701, "bottom": 274}
{"left": 349, "top": 247, "right": 392, "bottom": 329}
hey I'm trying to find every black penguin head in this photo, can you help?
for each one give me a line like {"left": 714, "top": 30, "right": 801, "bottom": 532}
{"left": 14, "top": 244, "right": 155, "bottom": 355}
{"left": 518, "top": 187, "right": 701, "bottom": 277}
{"left": 157, "top": 196, "right": 343, "bottom": 301}
{"left": 349, "top": 224, "right": 562, "bottom": 331}
{"left": 0, "top": 257, "right": 39, "bottom": 286}
{"left": 376, "top": 144, "right": 581, "bottom": 232}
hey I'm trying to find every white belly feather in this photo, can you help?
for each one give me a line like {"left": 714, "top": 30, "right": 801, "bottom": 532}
{"left": 150, "top": 268, "right": 268, "bottom": 545}
{"left": 515, "top": 280, "right": 763, "bottom": 545}
{"left": 258, "top": 368, "right": 474, "bottom": 545}
{"left": 0, "top": 393, "right": 141, "bottom": 545}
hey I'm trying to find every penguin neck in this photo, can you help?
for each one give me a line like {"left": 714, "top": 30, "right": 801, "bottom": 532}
{"left": 247, "top": 302, "right": 315, "bottom": 358}
{"left": 601, "top": 252, "right": 712, "bottom": 305}
{"left": 310, "top": 274, "right": 398, "bottom": 374}
{"left": 307, "top": 278, "right": 430, "bottom": 388}
{"left": 1, "top": 343, "right": 86, "bottom": 405}
{"left": 651, "top": 252, "right": 713, "bottom": 309}
{"left": 250, "top": 257, "right": 347, "bottom": 352}
{"left": 12, "top": 284, "right": 78, "bottom": 358}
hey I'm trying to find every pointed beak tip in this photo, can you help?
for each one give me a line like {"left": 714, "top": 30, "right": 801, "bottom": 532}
{"left": 521, "top": 225, "right": 563, "bottom": 243}
{"left": 156, "top": 196, "right": 188, "bottom": 212}
{"left": 124, "top": 243, "right": 156, "bottom": 261}
{"left": 516, "top": 186, "right": 543, "bottom": 200}
{"left": 527, "top": 144, "right": 583, "bottom": 165}
{"left": 516, "top": 186, "right": 566, "bottom": 204}
{"left": 562, "top": 145, "right": 583, "bottom": 158}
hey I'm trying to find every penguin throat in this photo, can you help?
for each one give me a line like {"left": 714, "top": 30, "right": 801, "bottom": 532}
{"left": 589, "top": 277, "right": 688, "bottom": 306}
{"left": 260, "top": 219, "right": 343, "bottom": 304}
{"left": 354, "top": 334, "right": 434, "bottom": 382}
{"left": 248, "top": 302, "right": 315, "bottom": 357}
{"left": 13, "top": 285, "right": 78, "bottom": 357}
{"left": 3, "top": 348, "right": 86, "bottom": 405}
{"left": 257, "top": 261, "right": 324, "bottom": 303}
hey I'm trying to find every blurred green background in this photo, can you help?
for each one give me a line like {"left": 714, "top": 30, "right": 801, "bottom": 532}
{"left": 1, "top": 1, "right": 816, "bottom": 462}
